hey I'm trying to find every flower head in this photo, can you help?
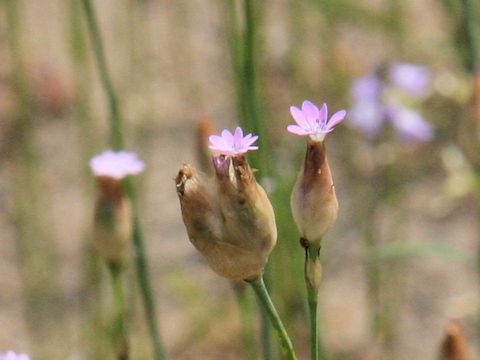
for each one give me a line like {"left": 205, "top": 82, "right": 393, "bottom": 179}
{"left": 0, "top": 352, "right": 30, "bottom": 360}
{"left": 387, "top": 105, "right": 434, "bottom": 142}
{"left": 175, "top": 160, "right": 277, "bottom": 280}
{"left": 389, "top": 63, "right": 430, "bottom": 98}
{"left": 209, "top": 127, "right": 258, "bottom": 156}
{"left": 351, "top": 74, "right": 383, "bottom": 101}
{"left": 287, "top": 100, "right": 346, "bottom": 142}
{"left": 90, "top": 150, "right": 145, "bottom": 179}
{"left": 348, "top": 63, "right": 434, "bottom": 142}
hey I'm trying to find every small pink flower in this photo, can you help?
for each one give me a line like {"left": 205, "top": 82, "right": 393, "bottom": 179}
{"left": 209, "top": 127, "right": 258, "bottom": 156}
{"left": 287, "top": 100, "right": 346, "bottom": 142}
{"left": 0, "top": 351, "right": 30, "bottom": 360}
{"left": 90, "top": 150, "right": 145, "bottom": 179}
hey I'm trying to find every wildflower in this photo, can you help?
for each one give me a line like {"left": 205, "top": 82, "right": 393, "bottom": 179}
{"left": 0, "top": 352, "right": 30, "bottom": 360}
{"left": 288, "top": 100, "right": 342, "bottom": 247}
{"left": 387, "top": 105, "right": 433, "bottom": 142}
{"left": 349, "top": 63, "right": 434, "bottom": 142}
{"left": 90, "top": 150, "right": 145, "bottom": 179}
{"left": 389, "top": 63, "right": 430, "bottom": 98}
{"left": 90, "top": 150, "right": 144, "bottom": 266}
{"left": 176, "top": 127, "right": 276, "bottom": 281}
{"left": 287, "top": 100, "right": 346, "bottom": 142}
{"left": 209, "top": 127, "right": 258, "bottom": 156}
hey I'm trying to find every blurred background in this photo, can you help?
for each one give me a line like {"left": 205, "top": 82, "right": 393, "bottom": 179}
{"left": 1, "top": 0, "right": 479, "bottom": 359}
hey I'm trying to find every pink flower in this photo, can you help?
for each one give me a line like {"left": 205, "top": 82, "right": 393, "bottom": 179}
{"left": 209, "top": 127, "right": 258, "bottom": 156}
{"left": 89, "top": 150, "right": 145, "bottom": 179}
{"left": 0, "top": 351, "right": 30, "bottom": 360}
{"left": 287, "top": 100, "right": 347, "bottom": 142}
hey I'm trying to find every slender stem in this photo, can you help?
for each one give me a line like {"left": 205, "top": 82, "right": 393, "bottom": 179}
{"left": 307, "top": 289, "right": 318, "bottom": 360}
{"left": 81, "top": 0, "right": 124, "bottom": 149}
{"left": 304, "top": 245, "right": 326, "bottom": 360}
{"left": 460, "top": 0, "right": 480, "bottom": 71}
{"left": 248, "top": 276, "right": 298, "bottom": 360}
{"left": 243, "top": 0, "right": 269, "bottom": 174}
{"left": 109, "top": 264, "right": 129, "bottom": 360}
{"left": 126, "top": 178, "right": 166, "bottom": 360}
{"left": 81, "top": 1, "right": 166, "bottom": 358}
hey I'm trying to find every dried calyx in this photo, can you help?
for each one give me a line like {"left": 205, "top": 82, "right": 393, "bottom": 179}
{"left": 291, "top": 139, "right": 338, "bottom": 247}
{"left": 176, "top": 152, "right": 276, "bottom": 281}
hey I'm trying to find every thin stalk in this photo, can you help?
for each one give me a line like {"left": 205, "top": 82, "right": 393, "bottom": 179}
{"left": 460, "top": 0, "right": 480, "bottom": 72}
{"left": 109, "top": 264, "right": 129, "bottom": 360}
{"left": 81, "top": 0, "right": 124, "bottom": 149}
{"left": 304, "top": 245, "right": 327, "bottom": 360}
{"left": 248, "top": 276, "right": 298, "bottom": 360}
{"left": 227, "top": 1, "right": 274, "bottom": 358}
{"left": 81, "top": 1, "right": 166, "bottom": 358}
{"left": 242, "top": 2, "right": 275, "bottom": 357}
{"left": 243, "top": 0, "right": 269, "bottom": 174}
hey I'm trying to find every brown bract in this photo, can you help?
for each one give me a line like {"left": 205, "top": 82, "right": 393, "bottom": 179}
{"left": 291, "top": 140, "right": 338, "bottom": 246}
{"left": 92, "top": 177, "right": 132, "bottom": 266}
{"left": 176, "top": 158, "right": 277, "bottom": 281}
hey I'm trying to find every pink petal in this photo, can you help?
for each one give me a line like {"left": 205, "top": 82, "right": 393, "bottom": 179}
{"left": 242, "top": 135, "right": 258, "bottom": 147}
{"left": 246, "top": 145, "right": 258, "bottom": 151}
{"left": 221, "top": 129, "right": 234, "bottom": 144}
{"left": 233, "top": 127, "right": 244, "bottom": 142}
{"left": 209, "top": 135, "right": 231, "bottom": 149}
{"left": 290, "top": 106, "right": 309, "bottom": 129}
{"left": 327, "top": 110, "right": 346, "bottom": 130}
{"left": 318, "top": 103, "right": 328, "bottom": 124}
{"left": 302, "top": 100, "right": 320, "bottom": 124}
{"left": 287, "top": 124, "right": 310, "bottom": 136}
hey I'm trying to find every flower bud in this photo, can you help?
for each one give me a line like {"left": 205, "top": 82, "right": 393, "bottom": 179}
{"left": 439, "top": 321, "right": 472, "bottom": 360}
{"left": 291, "top": 140, "right": 338, "bottom": 246}
{"left": 92, "top": 176, "right": 132, "bottom": 266}
{"left": 176, "top": 157, "right": 277, "bottom": 281}
{"left": 304, "top": 248, "right": 322, "bottom": 291}
{"left": 89, "top": 150, "right": 145, "bottom": 267}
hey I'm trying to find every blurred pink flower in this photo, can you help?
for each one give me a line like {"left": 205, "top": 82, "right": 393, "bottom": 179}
{"left": 349, "top": 63, "right": 434, "bottom": 142}
{"left": 209, "top": 127, "right": 258, "bottom": 156}
{"left": 287, "top": 100, "right": 346, "bottom": 142}
{"left": 387, "top": 105, "right": 434, "bottom": 142}
{"left": 90, "top": 150, "right": 145, "bottom": 179}
{"left": 389, "top": 63, "right": 430, "bottom": 98}
{"left": 0, "top": 351, "right": 30, "bottom": 360}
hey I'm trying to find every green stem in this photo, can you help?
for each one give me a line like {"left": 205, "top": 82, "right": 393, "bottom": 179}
{"left": 308, "top": 290, "right": 318, "bottom": 360}
{"left": 304, "top": 245, "right": 326, "bottom": 360}
{"left": 126, "top": 178, "right": 166, "bottom": 360}
{"left": 460, "top": 0, "right": 480, "bottom": 71}
{"left": 81, "top": 1, "right": 165, "bottom": 358}
{"left": 243, "top": 0, "right": 269, "bottom": 174}
{"left": 248, "top": 276, "right": 298, "bottom": 360}
{"left": 81, "top": 0, "right": 124, "bottom": 149}
{"left": 109, "top": 264, "right": 129, "bottom": 360}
